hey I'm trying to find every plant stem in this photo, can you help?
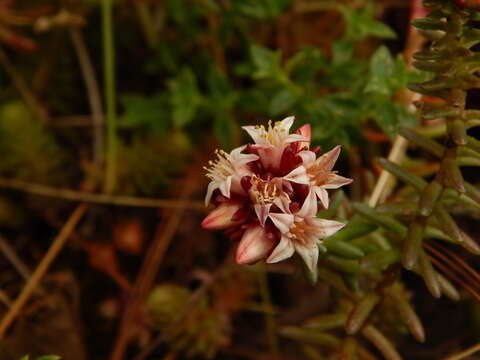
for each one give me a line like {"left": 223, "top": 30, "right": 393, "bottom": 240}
{"left": 257, "top": 264, "right": 278, "bottom": 355}
{"left": 102, "top": 0, "right": 117, "bottom": 193}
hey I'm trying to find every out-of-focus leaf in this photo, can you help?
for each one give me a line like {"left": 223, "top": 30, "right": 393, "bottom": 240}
{"left": 365, "top": 46, "right": 394, "bottom": 96}
{"left": 269, "top": 88, "right": 299, "bottom": 116}
{"left": 120, "top": 94, "right": 168, "bottom": 134}
{"left": 289, "top": 47, "right": 326, "bottom": 84}
{"left": 332, "top": 41, "right": 353, "bottom": 66}
{"left": 214, "top": 113, "right": 234, "bottom": 148}
{"left": 340, "top": 4, "right": 397, "bottom": 41}
{"left": 250, "top": 44, "right": 283, "bottom": 81}
{"left": 232, "top": 0, "right": 292, "bottom": 19}
{"left": 168, "top": 68, "right": 203, "bottom": 129}
{"left": 374, "top": 102, "right": 418, "bottom": 139}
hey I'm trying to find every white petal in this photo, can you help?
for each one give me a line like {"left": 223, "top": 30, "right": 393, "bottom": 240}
{"left": 323, "top": 174, "right": 353, "bottom": 189}
{"left": 273, "top": 194, "right": 291, "bottom": 214}
{"left": 310, "top": 218, "right": 345, "bottom": 238}
{"left": 236, "top": 226, "right": 274, "bottom": 264}
{"left": 242, "top": 125, "right": 265, "bottom": 144}
{"left": 283, "top": 166, "right": 310, "bottom": 184}
{"left": 314, "top": 187, "right": 329, "bottom": 210}
{"left": 229, "top": 145, "right": 247, "bottom": 157}
{"left": 268, "top": 213, "right": 294, "bottom": 234}
{"left": 297, "top": 189, "right": 318, "bottom": 218}
{"left": 218, "top": 175, "right": 232, "bottom": 198}
{"left": 277, "top": 116, "right": 295, "bottom": 132}
{"left": 267, "top": 236, "right": 295, "bottom": 263}
{"left": 295, "top": 242, "right": 319, "bottom": 280}
{"left": 205, "top": 181, "right": 218, "bottom": 206}
{"left": 255, "top": 203, "right": 272, "bottom": 227}
{"left": 298, "top": 150, "right": 316, "bottom": 167}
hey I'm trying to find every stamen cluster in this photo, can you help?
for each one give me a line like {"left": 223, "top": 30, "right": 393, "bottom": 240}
{"left": 201, "top": 117, "right": 352, "bottom": 279}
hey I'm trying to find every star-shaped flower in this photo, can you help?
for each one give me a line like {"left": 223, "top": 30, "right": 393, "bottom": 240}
{"left": 242, "top": 116, "right": 308, "bottom": 171}
{"left": 204, "top": 146, "right": 259, "bottom": 206}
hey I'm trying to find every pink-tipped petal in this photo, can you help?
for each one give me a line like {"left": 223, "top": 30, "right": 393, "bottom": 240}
{"left": 268, "top": 213, "right": 294, "bottom": 234}
{"left": 284, "top": 166, "right": 310, "bottom": 184}
{"left": 297, "top": 189, "right": 318, "bottom": 218}
{"left": 267, "top": 236, "right": 295, "bottom": 263}
{"left": 236, "top": 226, "right": 276, "bottom": 264}
{"left": 201, "top": 202, "right": 243, "bottom": 230}
{"left": 317, "top": 145, "right": 342, "bottom": 171}
{"left": 294, "top": 123, "right": 311, "bottom": 150}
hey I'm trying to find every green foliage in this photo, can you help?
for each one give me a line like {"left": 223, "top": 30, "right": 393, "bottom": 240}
{"left": 120, "top": 93, "right": 169, "bottom": 135}
{"left": 20, "top": 356, "right": 61, "bottom": 360}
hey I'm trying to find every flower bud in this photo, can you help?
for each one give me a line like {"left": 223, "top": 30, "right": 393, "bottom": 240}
{"left": 236, "top": 226, "right": 276, "bottom": 264}
{"left": 201, "top": 202, "right": 245, "bottom": 230}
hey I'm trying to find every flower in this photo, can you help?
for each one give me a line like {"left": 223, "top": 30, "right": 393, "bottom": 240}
{"left": 202, "top": 116, "right": 352, "bottom": 279}
{"left": 242, "top": 116, "right": 308, "bottom": 171}
{"left": 298, "top": 145, "right": 353, "bottom": 209}
{"left": 267, "top": 190, "right": 345, "bottom": 280}
{"left": 204, "top": 146, "right": 258, "bottom": 206}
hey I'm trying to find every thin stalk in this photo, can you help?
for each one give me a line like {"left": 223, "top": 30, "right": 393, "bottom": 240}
{"left": 0, "top": 203, "right": 88, "bottom": 338}
{"left": 102, "top": 0, "right": 117, "bottom": 193}
{"left": 444, "top": 343, "right": 480, "bottom": 360}
{"left": 257, "top": 263, "right": 278, "bottom": 355}
{"left": 70, "top": 28, "right": 105, "bottom": 166}
{"left": 135, "top": 1, "right": 157, "bottom": 50}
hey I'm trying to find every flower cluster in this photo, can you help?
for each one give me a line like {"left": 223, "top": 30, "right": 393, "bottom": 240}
{"left": 201, "top": 117, "right": 352, "bottom": 279}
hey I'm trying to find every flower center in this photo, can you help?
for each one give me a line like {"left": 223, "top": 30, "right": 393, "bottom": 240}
{"left": 307, "top": 164, "right": 332, "bottom": 185}
{"left": 256, "top": 120, "right": 286, "bottom": 146}
{"left": 286, "top": 217, "right": 315, "bottom": 245}
{"left": 249, "top": 175, "right": 280, "bottom": 205}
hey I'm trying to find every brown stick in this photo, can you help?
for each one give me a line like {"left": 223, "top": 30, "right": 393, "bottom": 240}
{"left": 0, "top": 203, "right": 88, "bottom": 338}
{"left": 0, "top": 177, "right": 205, "bottom": 211}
